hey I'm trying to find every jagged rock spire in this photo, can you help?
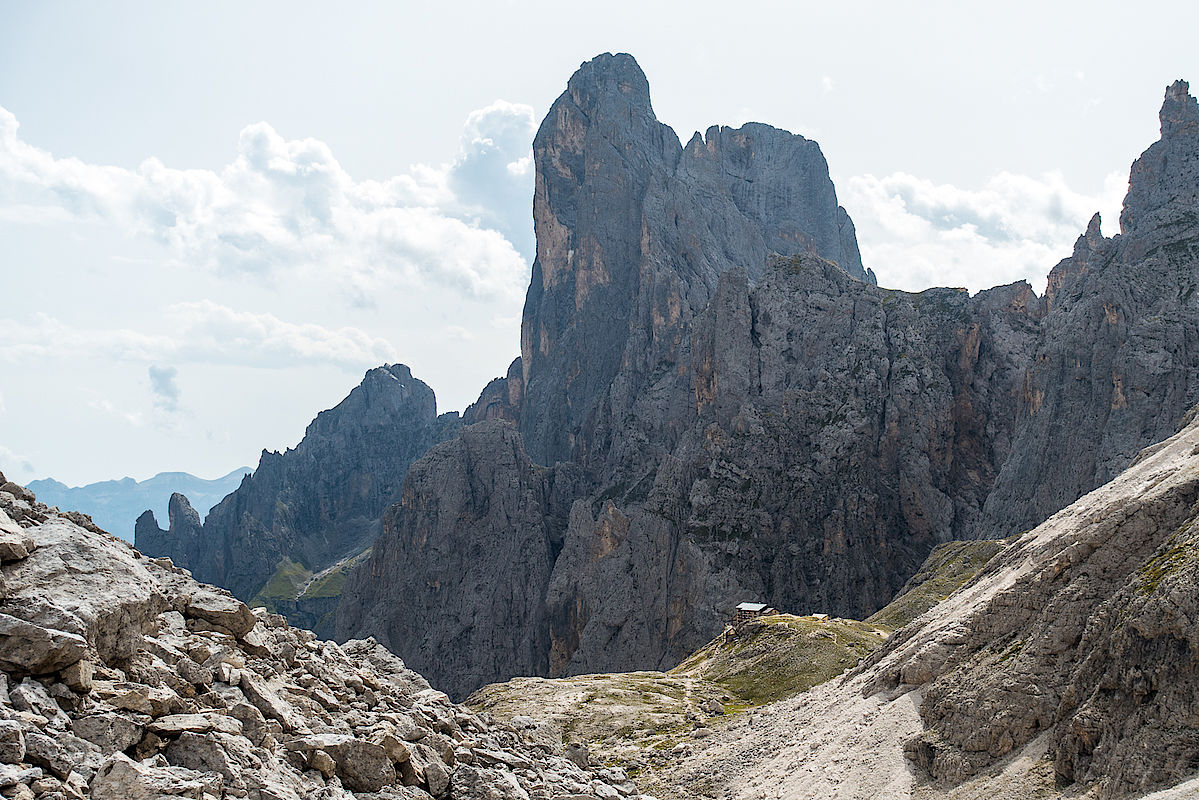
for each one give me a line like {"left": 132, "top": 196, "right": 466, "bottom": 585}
{"left": 520, "top": 52, "right": 871, "bottom": 466}
{"left": 1161, "top": 79, "right": 1199, "bottom": 137}
{"left": 1120, "top": 79, "right": 1199, "bottom": 237}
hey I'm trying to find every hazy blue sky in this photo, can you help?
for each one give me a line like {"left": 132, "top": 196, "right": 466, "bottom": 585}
{"left": 2, "top": 0, "right": 1197, "bottom": 486}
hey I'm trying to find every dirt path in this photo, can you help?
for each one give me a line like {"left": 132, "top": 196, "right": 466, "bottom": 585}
{"left": 637, "top": 673, "right": 921, "bottom": 800}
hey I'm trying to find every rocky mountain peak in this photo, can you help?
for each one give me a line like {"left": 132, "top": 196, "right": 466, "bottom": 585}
{"left": 134, "top": 494, "right": 204, "bottom": 582}
{"left": 520, "top": 52, "right": 873, "bottom": 466}
{"left": 136, "top": 364, "right": 456, "bottom": 613}
{"left": 680, "top": 121, "right": 869, "bottom": 281}
{"left": 1121, "top": 78, "right": 1199, "bottom": 236}
{"left": 305, "top": 363, "right": 433, "bottom": 438}
{"left": 1049, "top": 210, "right": 1108, "bottom": 287}
{"left": 563, "top": 51, "right": 652, "bottom": 116}
{"left": 1160, "top": 78, "right": 1198, "bottom": 137}
{"left": 166, "top": 492, "right": 200, "bottom": 531}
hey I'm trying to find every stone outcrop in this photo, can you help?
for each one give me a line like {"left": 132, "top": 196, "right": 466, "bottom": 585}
{"left": 340, "top": 63, "right": 1199, "bottom": 698}
{"left": 0, "top": 476, "right": 654, "bottom": 800}
{"left": 461, "top": 357, "right": 524, "bottom": 426}
{"left": 852, "top": 403, "right": 1199, "bottom": 798}
{"left": 337, "top": 421, "right": 584, "bottom": 700}
{"left": 134, "top": 494, "right": 203, "bottom": 578}
{"left": 136, "top": 364, "right": 459, "bottom": 606}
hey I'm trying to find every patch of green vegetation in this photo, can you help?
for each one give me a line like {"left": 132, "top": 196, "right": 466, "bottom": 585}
{"left": 996, "top": 637, "right": 1025, "bottom": 663}
{"left": 300, "top": 548, "right": 372, "bottom": 601}
{"left": 671, "top": 614, "right": 886, "bottom": 706}
{"left": 1137, "top": 522, "right": 1199, "bottom": 595}
{"left": 249, "top": 557, "right": 312, "bottom": 612}
{"left": 866, "top": 540, "right": 1005, "bottom": 631}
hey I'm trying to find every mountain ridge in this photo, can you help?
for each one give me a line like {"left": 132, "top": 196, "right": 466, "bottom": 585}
{"left": 135, "top": 55, "right": 1199, "bottom": 706}
{"left": 28, "top": 468, "right": 250, "bottom": 543}
{"left": 337, "top": 59, "right": 1199, "bottom": 700}
{"left": 135, "top": 363, "right": 459, "bottom": 609}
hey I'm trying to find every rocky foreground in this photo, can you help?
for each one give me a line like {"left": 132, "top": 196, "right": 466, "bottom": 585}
{"left": 0, "top": 473, "right": 651, "bottom": 800}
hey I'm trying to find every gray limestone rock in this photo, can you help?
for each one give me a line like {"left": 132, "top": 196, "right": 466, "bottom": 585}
{"left": 450, "top": 764, "right": 531, "bottom": 800}
{"left": 1, "top": 516, "right": 167, "bottom": 665}
{"left": 180, "top": 587, "right": 256, "bottom": 637}
{"left": 23, "top": 731, "right": 98, "bottom": 780}
{"left": 335, "top": 65, "right": 1199, "bottom": 699}
{"left": 336, "top": 421, "right": 569, "bottom": 700}
{"left": 0, "top": 721, "right": 24, "bottom": 765}
{"left": 0, "top": 614, "right": 87, "bottom": 676}
{"left": 90, "top": 752, "right": 219, "bottom": 799}
{"left": 72, "top": 713, "right": 145, "bottom": 754}
{"left": 135, "top": 364, "right": 458, "bottom": 631}
{"left": 519, "top": 52, "right": 870, "bottom": 471}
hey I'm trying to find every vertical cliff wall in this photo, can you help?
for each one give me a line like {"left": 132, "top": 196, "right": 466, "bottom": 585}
{"left": 342, "top": 62, "right": 1199, "bottom": 699}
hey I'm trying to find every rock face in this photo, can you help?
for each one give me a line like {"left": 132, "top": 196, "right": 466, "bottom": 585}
{"left": 976, "top": 78, "right": 1199, "bottom": 538}
{"left": 136, "top": 364, "right": 459, "bottom": 606}
{"left": 519, "top": 52, "right": 871, "bottom": 469}
{"left": 338, "top": 422, "right": 584, "bottom": 700}
{"left": 0, "top": 477, "right": 653, "bottom": 800}
{"left": 336, "top": 63, "right": 1199, "bottom": 699}
{"left": 855, "top": 404, "right": 1199, "bottom": 798}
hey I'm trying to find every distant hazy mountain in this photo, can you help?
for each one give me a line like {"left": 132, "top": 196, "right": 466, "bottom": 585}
{"left": 28, "top": 467, "right": 250, "bottom": 542}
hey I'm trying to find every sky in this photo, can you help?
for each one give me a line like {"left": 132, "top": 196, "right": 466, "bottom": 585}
{"left": 1, "top": 0, "right": 1197, "bottom": 487}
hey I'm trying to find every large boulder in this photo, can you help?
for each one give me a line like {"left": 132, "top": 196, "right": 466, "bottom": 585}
{"left": 0, "top": 518, "right": 167, "bottom": 663}
{"left": 285, "top": 734, "right": 395, "bottom": 792}
{"left": 90, "top": 752, "right": 221, "bottom": 799}
{"left": 180, "top": 587, "right": 256, "bottom": 636}
{"left": 0, "top": 613, "right": 86, "bottom": 675}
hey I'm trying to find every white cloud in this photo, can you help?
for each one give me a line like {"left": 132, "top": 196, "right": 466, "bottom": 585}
{"left": 88, "top": 398, "right": 146, "bottom": 428}
{"left": 445, "top": 100, "right": 538, "bottom": 259}
{"left": 0, "top": 302, "right": 398, "bottom": 371}
{"left": 170, "top": 300, "right": 399, "bottom": 367}
{"left": 0, "top": 101, "right": 537, "bottom": 303}
{"left": 821, "top": 75, "right": 835, "bottom": 93}
{"left": 148, "top": 365, "right": 180, "bottom": 413}
{"left": 842, "top": 169, "right": 1128, "bottom": 293}
{"left": 0, "top": 443, "right": 35, "bottom": 479}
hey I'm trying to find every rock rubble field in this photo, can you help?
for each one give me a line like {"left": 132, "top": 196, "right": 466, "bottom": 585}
{"left": 0, "top": 473, "right": 653, "bottom": 800}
